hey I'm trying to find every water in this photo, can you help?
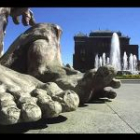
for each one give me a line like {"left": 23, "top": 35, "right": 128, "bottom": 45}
{"left": 94, "top": 32, "right": 138, "bottom": 73}
{"left": 107, "top": 57, "right": 110, "bottom": 65}
{"left": 123, "top": 51, "right": 128, "bottom": 70}
{"left": 94, "top": 54, "right": 99, "bottom": 69}
{"left": 99, "top": 56, "right": 103, "bottom": 67}
{"left": 133, "top": 55, "right": 137, "bottom": 71}
{"left": 129, "top": 53, "right": 138, "bottom": 72}
{"left": 102, "top": 53, "right": 106, "bottom": 66}
{"left": 110, "top": 33, "right": 121, "bottom": 71}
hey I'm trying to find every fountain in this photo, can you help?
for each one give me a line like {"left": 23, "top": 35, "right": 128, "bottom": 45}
{"left": 94, "top": 53, "right": 107, "bottom": 69}
{"left": 107, "top": 57, "right": 110, "bottom": 65}
{"left": 128, "top": 53, "right": 138, "bottom": 73}
{"left": 94, "top": 32, "right": 139, "bottom": 74}
{"left": 133, "top": 55, "right": 138, "bottom": 71}
{"left": 123, "top": 51, "right": 128, "bottom": 70}
{"left": 94, "top": 54, "right": 99, "bottom": 69}
{"left": 102, "top": 53, "right": 106, "bottom": 66}
{"left": 99, "top": 56, "right": 103, "bottom": 67}
{"left": 110, "top": 33, "right": 121, "bottom": 71}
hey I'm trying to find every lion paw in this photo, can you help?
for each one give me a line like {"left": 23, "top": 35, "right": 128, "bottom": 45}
{"left": 0, "top": 82, "right": 79, "bottom": 125}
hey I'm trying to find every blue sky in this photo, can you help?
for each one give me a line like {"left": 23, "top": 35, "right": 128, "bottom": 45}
{"left": 4, "top": 8, "right": 140, "bottom": 65}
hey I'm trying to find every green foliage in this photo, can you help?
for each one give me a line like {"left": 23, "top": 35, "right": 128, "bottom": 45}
{"left": 116, "top": 75, "right": 140, "bottom": 79}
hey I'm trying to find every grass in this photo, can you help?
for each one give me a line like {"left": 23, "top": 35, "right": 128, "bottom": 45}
{"left": 116, "top": 74, "right": 140, "bottom": 79}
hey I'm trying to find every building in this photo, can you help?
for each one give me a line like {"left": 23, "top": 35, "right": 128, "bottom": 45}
{"left": 138, "top": 60, "right": 140, "bottom": 71}
{"left": 73, "top": 30, "right": 139, "bottom": 72}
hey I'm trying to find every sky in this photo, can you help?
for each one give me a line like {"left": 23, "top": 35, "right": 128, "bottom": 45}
{"left": 4, "top": 8, "right": 140, "bottom": 66}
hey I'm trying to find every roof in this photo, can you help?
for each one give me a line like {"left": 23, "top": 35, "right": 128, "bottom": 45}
{"left": 74, "top": 30, "right": 130, "bottom": 39}
{"left": 91, "top": 30, "right": 113, "bottom": 33}
{"left": 75, "top": 32, "right": 87, "bottom": 37}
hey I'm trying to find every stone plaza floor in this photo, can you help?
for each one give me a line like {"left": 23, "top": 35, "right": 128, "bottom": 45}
{"left": 0, "top": 80, "right": 140, "bottom": 134}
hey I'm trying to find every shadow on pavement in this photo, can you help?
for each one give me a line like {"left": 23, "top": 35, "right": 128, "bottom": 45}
{"left": 45, "top": 115, "right": 67, "bottom": 124}
{"left": 89, "top": 98, "right": 112, "bottom": 104}
{"left": 79, "top": 98, "right": 112, "bottom": 107}
{"left": 79, "top": 104, "right": 88, "bottom": 107}
{"left": 0, "top": 115, "right": 67, "bottom": 134}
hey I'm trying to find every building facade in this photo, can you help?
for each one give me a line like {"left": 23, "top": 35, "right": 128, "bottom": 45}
{"left": 73, "top": 30, "right": 139, "bottom": 72}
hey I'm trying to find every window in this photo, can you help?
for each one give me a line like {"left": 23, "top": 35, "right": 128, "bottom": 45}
{"left": 80, "top": 48, "right": 86, "bottom": 55}
{"left": 81, "top": 57, "right": 85, "bottom": 62}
